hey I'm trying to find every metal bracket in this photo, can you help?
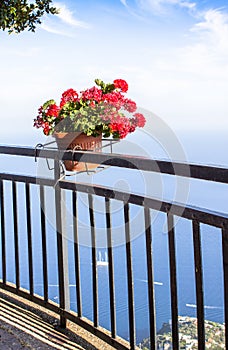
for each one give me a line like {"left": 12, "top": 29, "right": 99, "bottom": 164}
{"left": 34, "top": 138, "right": 120, "bottom": 177}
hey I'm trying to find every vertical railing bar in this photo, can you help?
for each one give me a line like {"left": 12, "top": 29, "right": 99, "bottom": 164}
{"left": 105, "top": 198, "right": 116, "bottom": 338}
{"left": 0, "top": 179, "right": 6, "bottom": 284}
{"left": 54, "top": 161, "right": 66, "bottom": 327}
{"left": 40, "top": 185, "right": 48, "bottom": 302}
{"left": 25, "top": 183, "right": 34, "bottom": 296}
{"left": 167, "top": 213, "right": 179, "bottom": 350}
{"left": 192, "top": 220, "right": 205, "bottom": 350}
{"left": 144, "top": 207, "right": 156, "bottom": 350}
{"left": 88, "top": 193, "right": 98, "bottom": 328}
{"left": 12, "top": 181, "right": 20, "bottom": 290}
{"left": 124, "top": 203, "right": 135, "bottom": 349}
{"left": 72, "top": 191, "right": 82, "bottom": 318}
{"left": 222, "top": 227, "right": 228, "bottom": 350}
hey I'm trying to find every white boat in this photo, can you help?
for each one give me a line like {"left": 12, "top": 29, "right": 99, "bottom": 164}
{"left": 97, "top": 251, "right": 108, "bottom": 266}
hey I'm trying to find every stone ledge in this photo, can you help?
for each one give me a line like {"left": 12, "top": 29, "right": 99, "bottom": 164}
{"left": 0, "top": 289, "right": 117, "bottom": 350}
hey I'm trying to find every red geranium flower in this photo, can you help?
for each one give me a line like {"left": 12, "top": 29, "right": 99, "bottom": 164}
{"left": 33, "top": 78, "right": 146, "bottom": 137}
{"left": 110, "top": 115, "right": 131, "bottom": 138}
{"left": 60, "top": 88, "right": 78, "bottom": 108}
{"left": 46, "top": 104, "right": 60, "bottom": 117}
{"left": 114, "top": 79, "right": 128, "bottom": 93}
{"left": 43, "top": 122, "right": 51, "bottom": 135}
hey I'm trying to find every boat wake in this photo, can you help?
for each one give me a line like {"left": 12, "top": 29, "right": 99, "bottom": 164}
{"left": 186, "top": 303, "right": 223, "bottom": 310}
{"left": 136, "top": 279, "right": 163, "bottom": 286}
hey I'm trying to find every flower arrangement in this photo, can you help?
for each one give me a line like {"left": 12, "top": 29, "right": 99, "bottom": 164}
{"left": 33, "top": 78, "right": 146, "bottom": 139}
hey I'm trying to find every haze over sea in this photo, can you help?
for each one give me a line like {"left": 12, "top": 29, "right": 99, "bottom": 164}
{"left": 0, "top": 129, "right": 227, "bottom": 343}
{"left": 1, "top": 0, "right": 228, "bottom": 345}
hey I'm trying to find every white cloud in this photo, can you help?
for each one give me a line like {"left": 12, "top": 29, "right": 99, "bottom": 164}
{"left": 119, "top": 0, "right": 145, "bottom": 19}
{"left": 168, "top": 8, "right": 228, "bottom": 81}
{"left": 120, "top": 0, "right": 128, "bottom": 6}
{"left": 109, "top": 6, "right": 228, "bottom": 131}
{"left": 54, "top": 3, "right": 89, "bottom": 28}
{"left": 135, "top": 0, "right": 196, "bottom": 14}
{"left": 192, "top": 9, "right": 228, "bottom": 53}
{"left": 40, "top": 23, "right": 75, "bottom": 37}
{"left": 138, "top": 8, "right": 228, "bottom": 130}
{"left": 179, "top": 1, "right": 196, "bottom": 9}
{"left": 40, "top": 2, "right": 89, "bottom": 35}
{"left": 121, "top": 0, "right": 195, "bottom": 18}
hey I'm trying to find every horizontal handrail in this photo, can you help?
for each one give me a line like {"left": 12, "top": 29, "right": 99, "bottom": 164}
{"left": 0, "top": 144, "right": 228, "bottom": 183}
{"left": 0, "top": 172, "right": 227, "bottom": 229}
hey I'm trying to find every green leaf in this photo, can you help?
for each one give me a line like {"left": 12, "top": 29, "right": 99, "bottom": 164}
{"left": 42, "top": 99, "right": 56, "bottom": 110}
{"left": 0, "top": 0, "right": 58, "bottom": 34}
{"left": 94, "top": 79, "right": 104, "bottom": 87}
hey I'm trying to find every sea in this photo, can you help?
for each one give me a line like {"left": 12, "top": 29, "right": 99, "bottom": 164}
{"left": 0, "top": 130, "right": 227, "bottom": 344}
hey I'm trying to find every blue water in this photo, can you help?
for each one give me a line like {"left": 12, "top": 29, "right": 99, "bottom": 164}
{"left": 0, "top": 132, "right": 227, "bottom": 344}
{"left": 0, "top": 186, "right": 225, "bottom": 343}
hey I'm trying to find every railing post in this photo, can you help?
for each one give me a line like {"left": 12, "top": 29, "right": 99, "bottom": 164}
{"left": 167, "top": 213, "right": 179, "bottom": 350}
{"left": 192, "top": 220, "right": 205, "bottom": 350}
{"left": 124, "top": 203, "right": 136, "bottom": 349}
{"left": 0, "top": 179, "right": 6, "bottom": 284}
{"left": 222, "top": 227, "right": 228, "bottom": 349}
{"left": 54, "top": 160, "right": 70, "bottom": 327}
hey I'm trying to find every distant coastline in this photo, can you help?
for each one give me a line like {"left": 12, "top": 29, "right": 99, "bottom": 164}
{"left": 139, "top": 316, "right": 225, "bottom": 349}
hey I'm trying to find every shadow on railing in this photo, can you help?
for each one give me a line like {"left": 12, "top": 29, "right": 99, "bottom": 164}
{"left": 0, "top": 145, "right": 227, "bottom": 350}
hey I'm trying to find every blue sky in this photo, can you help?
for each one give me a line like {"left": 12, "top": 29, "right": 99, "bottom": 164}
{"left": 0, "top": 0, "right": 228, "bottom": 152}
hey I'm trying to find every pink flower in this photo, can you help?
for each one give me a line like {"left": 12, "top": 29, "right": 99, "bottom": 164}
{"left": 123, "top": 98, "right": 137, "bottom": 113}
{"left": 133, "top": 113, "right": 146, "bottom": 128}
{"left": 114, "top": 79, "right": 128, "bottom": 93}
{"left": 102, "top": 91, "right": 125, "bottom": 110}
{"left": 81, "top": 86, "right": 102, "bottom": 102}
{"left": 103, "top": 92, "right": 122, "bottom": 103}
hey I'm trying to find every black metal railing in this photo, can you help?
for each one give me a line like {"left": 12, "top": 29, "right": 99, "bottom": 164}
{"left": 0, "top": 144, "right": 228, "bottom": 350}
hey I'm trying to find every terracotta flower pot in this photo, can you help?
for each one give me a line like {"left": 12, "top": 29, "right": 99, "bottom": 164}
{"left": 54, "top": 132, "right": 102, "bottom": 172}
